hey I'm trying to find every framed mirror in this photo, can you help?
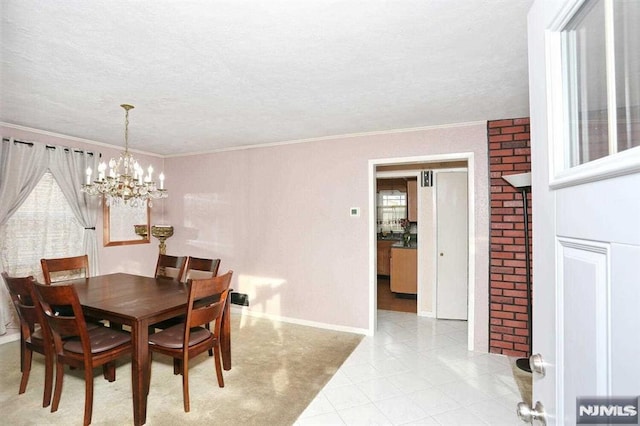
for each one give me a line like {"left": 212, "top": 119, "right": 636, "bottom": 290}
{"left": 103, "top": 200, "right": 151, "bottom": 246}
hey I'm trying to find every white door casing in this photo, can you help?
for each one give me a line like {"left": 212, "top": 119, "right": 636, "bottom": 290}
{"left": 369, "top": 153, "right": 479, "bottom": 350}
{"left": 528, "top": 0, "right": 640, "bottom": 424}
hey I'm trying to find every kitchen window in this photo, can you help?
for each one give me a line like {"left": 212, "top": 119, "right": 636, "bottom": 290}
{"left": 376, "top": 190, "right": 407, "bottom": 233}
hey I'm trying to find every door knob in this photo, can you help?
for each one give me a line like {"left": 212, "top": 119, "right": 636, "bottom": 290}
{"left": 517, "top": 401, "right": 546, "bottom": 425}
{"left": 529, "top": 353, "right": 546, "bottom": 378}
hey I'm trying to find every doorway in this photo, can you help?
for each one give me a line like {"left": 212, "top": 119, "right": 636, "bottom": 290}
{"left": 369, "top": 153, "right": 477, "bottom": 351}
{"left": 375, "top": 175, "right": 418, "bottom": 313}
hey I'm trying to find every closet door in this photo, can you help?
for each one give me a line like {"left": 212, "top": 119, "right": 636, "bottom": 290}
{"left": 435, "top": 171, "right": 468, "bottom": 320}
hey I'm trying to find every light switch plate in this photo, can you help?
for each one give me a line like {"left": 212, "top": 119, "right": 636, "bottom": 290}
{"left": 350, "top": 207, "right": 360, "bottom": 217}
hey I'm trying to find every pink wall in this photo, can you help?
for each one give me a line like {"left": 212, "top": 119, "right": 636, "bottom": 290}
{"left": 2, "top": 122, "right": 489, "bottom": 345}
{"left": 165, "top": 123, "right": 489, "bottom": 341}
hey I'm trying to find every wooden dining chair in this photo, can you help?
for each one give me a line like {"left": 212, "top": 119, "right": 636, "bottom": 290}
{"left": 148, "top": 270, "right": 233, "bottom": 412}
{"left": 181, "top": 256, "right": 221, "bottom": 283}
{"left": 2, "top": 272, "right": 54, "bottom": 408}
{"left": 40, "top": 255, "right": 108, "bottom": 327}
{"left": 154, "top": 254, "right": 187, "bottom": 281}
{"left": 181, "top": 256, "right": 222, "bottom": 356}
{"left": 40, "top": 254, "right": 89, "bottom": 284}
{"left": 33, "top": 282, "right": 132, "bottom": 426}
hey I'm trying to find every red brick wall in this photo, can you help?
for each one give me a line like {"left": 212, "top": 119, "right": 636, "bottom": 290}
{"left": 488, "top": 118, "right": 532, "bottom": 357}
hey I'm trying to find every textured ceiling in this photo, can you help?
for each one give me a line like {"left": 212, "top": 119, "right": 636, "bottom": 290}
{"left": 1, "top": 1, "right": 533, "bottom": 156}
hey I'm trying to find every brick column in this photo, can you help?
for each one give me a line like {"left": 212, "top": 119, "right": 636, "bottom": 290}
{"left": 488, "top": 118, "right": 532, "bottom": 357}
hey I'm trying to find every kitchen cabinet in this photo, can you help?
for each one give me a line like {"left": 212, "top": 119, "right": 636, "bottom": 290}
{"left": 376, "top": 240, "right": 394, "bottom": 275}
{"left": 390, "top": 247, "right": 417, "bottom": 294}
{"left": 376, "top": 178, "right": 407, "bottom": 192}
{"left": 407, "top": 179, "right": 417, "bottom": 222}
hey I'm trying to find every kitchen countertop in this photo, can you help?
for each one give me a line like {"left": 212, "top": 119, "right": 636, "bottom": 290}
{"left": 377, "top": 235, "right": 402, "bottom": 241}
{"left": 392, "top": 241, "right": 417, "bottom": 249}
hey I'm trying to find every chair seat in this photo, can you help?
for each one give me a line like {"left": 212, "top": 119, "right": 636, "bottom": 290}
{"left": 149, "top": 324, "right": 211, "bottom": 349}
{"left": 63, "top": 327, "right": 131, "bottom": 354}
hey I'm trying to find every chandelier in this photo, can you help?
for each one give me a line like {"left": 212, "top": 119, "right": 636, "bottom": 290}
{"left": 81, "top": 104, "right": 168, "bottom": 207}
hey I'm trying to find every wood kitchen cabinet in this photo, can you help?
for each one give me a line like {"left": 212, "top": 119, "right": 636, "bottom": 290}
{"left": 407, "top": 179, "right": 417, "bottom": 222}
{"left": 390, "top": 247, "right": 417, "bottom": 294}
{"left": 377, "top": 240, "right": 394, "bottom": 275}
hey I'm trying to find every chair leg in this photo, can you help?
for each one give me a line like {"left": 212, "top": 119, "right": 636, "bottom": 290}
{"left": 51, "top": 362, "right": 65, "bottom": 413}
{"left": 102, "top": 362, "right": 116, "bottom": 382}
{"left": 173, "top": 359, "right": 182, "bottom": 375}
{"left": 83, "top": 367, "right": 94, "bottom": 426}
{"left": 42, "top": 351, "right": 54, "bottom": 407}
{"left": 18, "top": 347, "right": 32, "bottom": 394}
{"left": 19, "top": 335, "right": 26, "bottom": 374}
{"left": 213, "top": 343, "right": 225, "bottom": 388}
{"left": 206, "top": 323, "right": 213, "bottom": 357}
{"left": 182, "top": 358, "right": 190, "bottom": 412}
{"left": 146, "top": 353, "right": 152, "bottom": 396}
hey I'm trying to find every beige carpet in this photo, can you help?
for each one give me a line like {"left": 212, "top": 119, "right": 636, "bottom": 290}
{"left": 0, "top": 314, "right": 363, "bottom": 425}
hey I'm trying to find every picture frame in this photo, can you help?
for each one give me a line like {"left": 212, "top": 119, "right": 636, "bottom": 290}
{"left": 103, "top": 199, "right": 151, "bottom": 246}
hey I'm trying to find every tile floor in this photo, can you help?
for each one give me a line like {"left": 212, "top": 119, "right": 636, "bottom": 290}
{"left": 295, "top": 310, "right": 523, "bottom": 425}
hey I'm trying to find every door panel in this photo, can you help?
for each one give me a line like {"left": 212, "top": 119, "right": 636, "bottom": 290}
{"left": 558, "top": 239, "right": 610, "bottom": 424}
{"left": 436, "top": 171, "right": 468, "bottom": 320}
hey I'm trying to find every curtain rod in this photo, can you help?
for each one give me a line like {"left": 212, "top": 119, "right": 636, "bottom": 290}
{"left": 2, "top": 137, "right": 100, "bottom": 157}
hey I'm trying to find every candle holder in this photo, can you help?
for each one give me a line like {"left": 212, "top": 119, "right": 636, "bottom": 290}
{"left": 151, "top": 225, "right": 174, "bottom": 255}
{"left": 134, "top": 224, "right": 149, "bottom": 239}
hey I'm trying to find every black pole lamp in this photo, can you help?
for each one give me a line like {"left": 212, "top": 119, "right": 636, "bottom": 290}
{"left": 502, "top": 172, "right": 532, "bottom": 373}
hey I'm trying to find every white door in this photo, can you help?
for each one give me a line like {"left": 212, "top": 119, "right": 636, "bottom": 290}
{"left": 435, "top": 171, "right": 468, "bottom": 320}
{"left": 528, "top": 1, "right": 640, "bottom": 424}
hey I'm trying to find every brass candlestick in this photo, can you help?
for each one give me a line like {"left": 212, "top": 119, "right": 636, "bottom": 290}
{"left": 151, "top": 225, "right": 174, "bottom": 255}
{"left": 134, "top": 224, "right": 148, "bottom": 239}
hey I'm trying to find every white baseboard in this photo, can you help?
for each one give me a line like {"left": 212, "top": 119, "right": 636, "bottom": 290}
{"left": 231, "top": 306, "right": 369, "bottom": 336}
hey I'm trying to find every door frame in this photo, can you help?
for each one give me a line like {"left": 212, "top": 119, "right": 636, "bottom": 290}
{"left": 368, "top": 152, "right": 477, "bottom": 350}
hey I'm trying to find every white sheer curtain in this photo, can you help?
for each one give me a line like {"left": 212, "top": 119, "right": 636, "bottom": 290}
{"left": 0, "top": 139, "right": 48, "bottom": 335}
{"left": 0, "top": 138, "right": 49, "bottom": 226}
{"left": 0, "top": 138, "right": 99, "bottom": 335}
{"left": 48, "top": 147, "right": 100, "bottom": 274}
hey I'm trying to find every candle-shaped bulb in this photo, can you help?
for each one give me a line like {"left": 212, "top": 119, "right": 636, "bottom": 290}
{"left": 86, "top": 167, "right": 92, "bottom": 184}
{"left": 98, "top": 162, "right": 106, "bottom": 180}
{"left": 159, "top": 172, "right": 165, "bottom": 190}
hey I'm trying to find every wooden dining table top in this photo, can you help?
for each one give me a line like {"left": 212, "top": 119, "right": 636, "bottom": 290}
{"left": 69, "top": 272, "right": 190, "bottom": 323}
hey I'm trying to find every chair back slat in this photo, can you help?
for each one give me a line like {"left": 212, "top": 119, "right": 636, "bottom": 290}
{"left": 34, "top": 283, "right": 88, "bottom": 341}
{"left": 155, "top": 254, "right": 187, "bottom": 280}
{"left": 2, "top": 272, "right": 46, "bottom": 335}
{"left": 188, "top": 299, "right": 224, "bottom": 328}
{"left": 185, "top": 271, "right": 232, "bottom": 331}
{"left": 40, "top": 255, "right": 89, "bottom": 284}
{"left": 182, "top": 257, "right": 221, "bottom": 283}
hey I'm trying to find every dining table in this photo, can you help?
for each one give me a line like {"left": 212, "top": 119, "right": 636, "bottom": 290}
{"left": 66, "top": 272, "right": 232, "bottom": 425}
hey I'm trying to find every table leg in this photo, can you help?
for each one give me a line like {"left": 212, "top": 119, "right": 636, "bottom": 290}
{"left": 131, "top": 321, "right": 149, "bottom": 425}
{"left": 221, "top": 297, "right": 232, "bottom": 370}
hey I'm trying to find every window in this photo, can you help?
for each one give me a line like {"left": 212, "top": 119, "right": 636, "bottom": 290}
{"left": 561, "top": 0, "right": 639, "bottom": 168}
{"left": 376, "top": 190, "right": 407, "bottom": 233}
{"left": 0, "top": 171, "right": 84, "bottom": 281}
